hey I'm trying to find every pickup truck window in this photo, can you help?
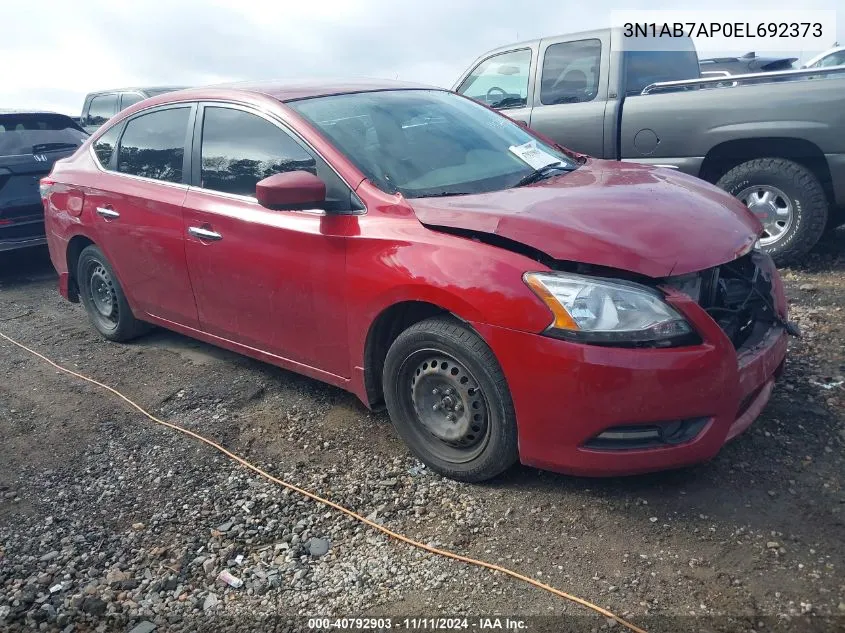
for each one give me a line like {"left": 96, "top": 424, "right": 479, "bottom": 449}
{"left": 87, "top": 94, "right": 119, "bottom": 127}
{"left": 121, "top": 93, "right": 144, "bottom": 109}
{"left": 624, "top": 50, "right": 701, "bottom": 95}
{"left": 540, "top": 39, "right": 601, "bottom": 105}
{"left": 456, "top": 49, "right": 531, "bottom": 110}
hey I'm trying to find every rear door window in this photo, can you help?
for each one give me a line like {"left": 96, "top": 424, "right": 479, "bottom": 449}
{"left": 87, "top": 94, "right": 119, "bottom": 127}
{"left": 0, "top": 114, "right": 87, "bottom": 157}
{"left": 456, "top": 49, "right": 532, "bottom": 109}
{"left": 116, "top": 107, "right": 191, "bottom": 183}
{"left": 540, "top": 39, "right": 602, "bottom": 105}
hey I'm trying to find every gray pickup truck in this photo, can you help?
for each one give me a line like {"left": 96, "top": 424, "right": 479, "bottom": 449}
{"left": 453, "top": 28, "right": 845, "bottom": 264}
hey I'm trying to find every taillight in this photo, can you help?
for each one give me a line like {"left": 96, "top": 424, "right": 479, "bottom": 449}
{"left": 39, "top": 178, "right": 55, "bottom": 199}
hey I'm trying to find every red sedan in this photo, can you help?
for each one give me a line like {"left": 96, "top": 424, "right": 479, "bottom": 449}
{"left": 41, "top": 80, "right": 791, "bottom": 482}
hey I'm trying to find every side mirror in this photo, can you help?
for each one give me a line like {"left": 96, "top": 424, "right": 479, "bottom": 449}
{"left": 256, "top": 170, "right": 326, "bottom": 210}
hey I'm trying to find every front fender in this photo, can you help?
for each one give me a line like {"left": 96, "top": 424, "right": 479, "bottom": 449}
{"left": 344, "top": 229, "right": 556, "bottom": 400}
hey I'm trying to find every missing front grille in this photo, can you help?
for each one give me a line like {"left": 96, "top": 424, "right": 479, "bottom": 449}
{"left": 699, "top": 253, "right": 776, "bottom": 350}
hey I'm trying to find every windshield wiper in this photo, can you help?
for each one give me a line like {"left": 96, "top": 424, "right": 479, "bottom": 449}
{"left": 514, "top": 162, "right": 572, "bottom": 187}
{"left": 488, "top": 96, "right": 526, "bottom": 109}
{"left": 414, "top": 191, "right": 475, "bottom": 198}
{"left": 31, "top": 142, "right": 79, "bottom": 153}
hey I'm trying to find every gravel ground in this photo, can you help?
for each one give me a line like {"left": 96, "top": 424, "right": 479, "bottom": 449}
{"left": 0, "top": 235, "right": 843, "bottom": 633}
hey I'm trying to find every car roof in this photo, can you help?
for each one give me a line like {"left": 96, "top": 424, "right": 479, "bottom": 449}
{"left": 469, "top": 28, "right": 611, "bottom": 58}
{"left": 0, "top": 109, "right": 74, "bottom": 116}
{"left": 85, "top": 86, "right": 189, "bottom": 96}
{"left": 167, "top": 78, "right": 439, "bottom": 103}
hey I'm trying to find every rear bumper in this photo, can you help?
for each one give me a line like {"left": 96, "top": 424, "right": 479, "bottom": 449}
{"left": 473, "top": 296, "right": 788, "bottom": 477}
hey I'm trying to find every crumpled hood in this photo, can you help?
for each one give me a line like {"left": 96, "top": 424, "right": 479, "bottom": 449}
{"left": 409, "top": 159, "right": 762, "bottom": 278}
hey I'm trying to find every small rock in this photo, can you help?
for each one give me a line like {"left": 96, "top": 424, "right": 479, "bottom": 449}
{"left": 131, "top": 522, "right": 145, "bottom": 530}
{"left": 203, "top": 593, "right": 218, "bottom": 611}
{"left": 216, "top": 520, "right": 233, "bottom": 533}
{"left": 0, "top": 605, "right": 9, "bottom": 620}
{"left": 838, "top": 602, "right": 845, "bottom": 612}
{"left": 128, "top": 621, "right": 157, "bottom": 633}
{"left": 81, "top": 597, "right": 107, "bottom": 616}
{"left": 39, "top": 551, "right": 59, "bottom": 563}
{"left": 649, "top": 517, "right": 658, "bottom": 523}
{"left": 798, "top": 284, "right": 818, "bottom": 292}
{"left": 106, "top": 569, "right": 129, "bottom": 585}
{"left": 306, "top": 537, "right": 330, "bottom": 557}
{"left": 203, "top": 557, "right": 216, "bottom": 575}
{"left": 767, "top": 541, "right": 780, "bottom": 549}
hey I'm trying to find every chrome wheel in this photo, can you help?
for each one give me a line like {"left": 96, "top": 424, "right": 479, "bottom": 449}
{"left": 401, "top": 349, "right": 490, "bottom": 463}
{"left": 737, "top": 185, "right": 793, "bottom": 246}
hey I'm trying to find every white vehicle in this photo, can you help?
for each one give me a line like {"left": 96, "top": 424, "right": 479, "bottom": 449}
{"left": 803, "top": 45, "right": 845, "bottom": 69}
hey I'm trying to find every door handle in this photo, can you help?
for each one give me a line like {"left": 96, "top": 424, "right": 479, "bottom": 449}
{"left": 188, "top": 226, "right": 223, "bottom": 241}
{"left": 96, "top": 207, "right": 120, "bottom": 219}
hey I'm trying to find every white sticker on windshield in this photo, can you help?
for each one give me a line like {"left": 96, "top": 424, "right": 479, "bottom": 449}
{"left": 508, "top": 141, "right": 560, "bottom": 170}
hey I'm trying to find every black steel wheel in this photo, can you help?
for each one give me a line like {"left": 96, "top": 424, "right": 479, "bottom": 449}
{"left": 77, "top": 245, "right": 150, "bottom": 342}
{"left": 383, "top": 316, "right": 518, "bottom": 482}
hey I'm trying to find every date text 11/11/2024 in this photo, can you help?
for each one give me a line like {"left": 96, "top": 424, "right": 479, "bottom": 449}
{"left": 307, "top": 617, "right": 528, "bottom": 630}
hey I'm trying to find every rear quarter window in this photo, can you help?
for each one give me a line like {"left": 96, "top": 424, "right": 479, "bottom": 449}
{"left": 93, "top": 125, "right": 122, "bottom": 168}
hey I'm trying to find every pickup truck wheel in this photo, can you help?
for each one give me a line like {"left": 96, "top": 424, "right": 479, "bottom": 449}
{"left": 716, "top": 158, "right": 828, "bottom": 266}
{"left": 77, "top": 245, "right": 150, "bottom": 342}
{"left": 382, "top": 316, "right": 518, "bottom": 483}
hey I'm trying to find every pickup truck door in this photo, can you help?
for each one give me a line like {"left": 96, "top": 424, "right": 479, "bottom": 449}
{"left": 524, "top": 32, "right": 612, "bottom": 158}
{"left": 454, "top": 47, "right": 536, "bottom": 126}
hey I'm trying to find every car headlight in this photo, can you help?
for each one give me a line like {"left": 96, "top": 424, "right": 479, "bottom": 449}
{"left": 523, "top": 272, "right": 694, "bottom": 346}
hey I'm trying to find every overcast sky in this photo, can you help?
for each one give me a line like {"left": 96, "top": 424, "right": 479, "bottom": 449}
{"left": 3, "top": 0, "right": 842, "bottom": 115}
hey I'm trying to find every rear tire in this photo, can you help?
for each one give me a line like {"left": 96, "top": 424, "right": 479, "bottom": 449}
{"left": 77, "top": 245, "right": 150, "bottom": 342}
{"left": 383, "top": 316, "right": 518, "bottom": 483}
{"left": 716, "top": 158, "right": 828, "bottom": 266}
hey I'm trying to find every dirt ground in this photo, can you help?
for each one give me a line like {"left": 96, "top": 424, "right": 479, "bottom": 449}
{"left": 0, "top": 235, "right": 843, "bottom": 633}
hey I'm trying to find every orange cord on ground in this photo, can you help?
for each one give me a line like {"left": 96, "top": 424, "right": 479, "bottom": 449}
{"left": 0, "top": 330, "right": 647, "bottom": 633}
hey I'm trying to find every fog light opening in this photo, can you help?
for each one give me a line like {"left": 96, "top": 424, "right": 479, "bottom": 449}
{"left": 584, "top": 417, "right": 709, "bottom": 451}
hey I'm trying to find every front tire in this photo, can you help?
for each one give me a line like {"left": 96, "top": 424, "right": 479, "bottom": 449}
{"left": 77, "top": 245, "right": 150, "bottom": 342}
{"left": 383, "top": 316, "right": 518, "bottom": 483}
{"left": 716, "top": 158, "right": 828, "bottom": 266}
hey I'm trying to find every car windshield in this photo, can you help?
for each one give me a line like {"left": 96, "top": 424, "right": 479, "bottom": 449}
{"left": 0, "top": 113, "right": 88, "bottom": 157}
{"left": 289, "top": 89, "right": 578, "bottom": 198}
